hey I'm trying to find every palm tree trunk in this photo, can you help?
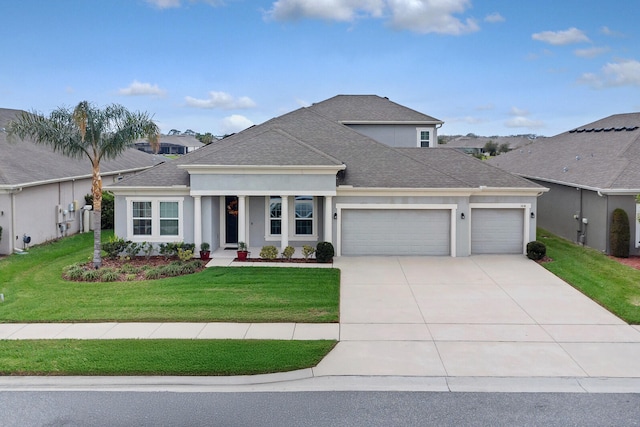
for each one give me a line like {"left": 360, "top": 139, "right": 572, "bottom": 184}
{"left": 92, "top": 163, "right": 103, "bottom": 269}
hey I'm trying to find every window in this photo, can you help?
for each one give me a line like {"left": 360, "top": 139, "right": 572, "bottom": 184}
{"left": 265, "top": 196, "right": 317, "bottom": 239}
{"left": 636, "top": 203, "right": 640, "bottom": 248}
{"left": 160, "top": 201, "right": 179, "bottom": 236}
{"left": 295, "top": 196, "right": 313, "bottom": 235}
{"left": 269, "top": 196, "right": 282, "bottom": 235}
{"left": 127, "top": 198, "right": 183, "bottom": 241}
{"left": 132, "top": 201, "right": 152, "bottom": 236}
{"left": 417, "top": 128, "right": 431, "bottom": 148}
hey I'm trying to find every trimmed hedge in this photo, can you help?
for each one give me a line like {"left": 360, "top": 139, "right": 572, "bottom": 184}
{"left": 316, "top": 242, "right": 334, "bottom": 263}
{"left": 610, "top": 208, "right": 630, "bottom": 258}
{"left": 526, "top": 240, "right": 546, "bottom": 261}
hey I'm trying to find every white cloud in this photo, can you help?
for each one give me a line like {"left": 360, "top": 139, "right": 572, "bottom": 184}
{"left": 509, "top": 107, "right": 529, "bottom": 116}
{"left": 145, "top": 0, "right": 224, "bottom": 9}
{"left": 386, "top": 0, "right": 479, "bottom": 35}
{"left": 578, "top": 59, "right": 640, "bottom": 89}
{"left": 118, "top": 80, "right": 166, "bottom": 96}
{"left": 185, "top": 91, "right": 257, "bottom": 109}
{"left": 475, "top": 103, "right": 494, "bottom": 111}
{"left": 220, "top": 114, "right": 254, "bottom": 134}
{"left": 532, "top": 27, "right": 590, "bottom": 45}
{"left": 574, "top": 46, "right": 610, "bottom": 58}
{"left": 267, "top": 0, "right": 384, "bottom": 21}
{"left": 484, "top": 12, "right": 504, "bottom": 23}
{"left": 267, "top": 0, "right": 479, "bottom": 35}
{"left": 504, "top": 116, "right": 544, "bottom": 129}
{"left": 600, "top": 26, "right": 624, "bottom": 37}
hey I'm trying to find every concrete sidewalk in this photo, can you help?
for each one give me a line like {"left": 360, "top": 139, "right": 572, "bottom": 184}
{"left": 0, "top": 322, "right": 339, "bottom": 340}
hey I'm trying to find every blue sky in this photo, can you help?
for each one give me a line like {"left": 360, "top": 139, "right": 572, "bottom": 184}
{"left": 2, "top": 0, "right": 639, "bottom": 137}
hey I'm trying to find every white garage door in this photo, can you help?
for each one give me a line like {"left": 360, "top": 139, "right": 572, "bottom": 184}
{"left": 471, "top": 208, "right": 524, "bottom": 254}
{"left": 341, "top": 209, "right": 451, "bottom": 256}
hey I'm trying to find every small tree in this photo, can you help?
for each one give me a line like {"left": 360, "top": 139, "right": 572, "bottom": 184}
{"left": 498, "top": 143, "right": 511, "bottom": 154}
{"left": 483, "top": 141, "right": 498, "bottom": 156}
{"left": 610, "top": 208, "right": 630, "bottom": 258}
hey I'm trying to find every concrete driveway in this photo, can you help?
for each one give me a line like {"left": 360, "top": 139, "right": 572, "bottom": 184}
{"left": 313, "top": 255, "right": 640, "bottom": 379}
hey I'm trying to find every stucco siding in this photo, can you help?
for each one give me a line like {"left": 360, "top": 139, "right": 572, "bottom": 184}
{"left": 190, "top": 174, "right": 336, "bottom": 194}
{"left": 345, "top": 124, "right": 437, "bottom": 148}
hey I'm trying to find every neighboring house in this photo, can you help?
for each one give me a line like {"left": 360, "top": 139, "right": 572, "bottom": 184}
{"left": 108, "top": 95, "right": 545, "bottom": 257}
{"left": 489, "top": 113, "right": 640, "bottom": 255}
{"left": 134, "top": 134, "right": 204, "bottom": 155}
{"left": 445, "top": 135, "right": 542, "bottom": 156}
{"left": 0, "top": 108, "right": 162, "bottom": 255}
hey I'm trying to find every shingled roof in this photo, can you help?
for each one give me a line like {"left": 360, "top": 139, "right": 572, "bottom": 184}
{"left": 488, "top": 113, "right": 640, "bottom": 191}
{"left": 0, "top": 108, "right": 161, "bottom": 188}
{"left": 113, "top": 96, "right": 539, "bottom": 190}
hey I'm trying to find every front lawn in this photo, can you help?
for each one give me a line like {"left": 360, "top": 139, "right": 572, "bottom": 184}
{"left": 538, "top": 228, "right": 640, "bottom": 324}
{"left": 0, "top": 339, "right": 336, "bottom": 376}
{"left": 0, "top": 232, "right": 340, "bottom": 323}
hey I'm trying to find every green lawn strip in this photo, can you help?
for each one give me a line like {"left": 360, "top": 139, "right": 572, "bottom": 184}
{"left": 0, "top": 339, "right": 336, "bottom": 376}
{"left": 538, "top": 228, "right": 640, "bottom": 324}
{"left": 0, "top": 231, "right": 339, "bottom": 323}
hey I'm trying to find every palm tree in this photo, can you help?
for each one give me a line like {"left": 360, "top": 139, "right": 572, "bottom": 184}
{"left": 8, "top": 101, "right": 159, "bottom": 268}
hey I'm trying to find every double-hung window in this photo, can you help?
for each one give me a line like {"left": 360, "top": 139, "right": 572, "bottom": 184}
{"left": 294, "top": 196, "right": 313, "bottom": 235}
{"left": 269, "top": 196, "right": 282, "bottom": 235}
{"left": 128, "top": 198, "right": 183, "bottom": 241}
{"left": 417, "top": 128, "right": 431, "bottom": 148}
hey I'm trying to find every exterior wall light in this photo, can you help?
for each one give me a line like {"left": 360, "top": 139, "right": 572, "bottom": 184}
{"left": 460, "top": 213, "right": 465, "bottom": 219}
{"left": 531, "top": 212, "right": 535, "bottom": 218}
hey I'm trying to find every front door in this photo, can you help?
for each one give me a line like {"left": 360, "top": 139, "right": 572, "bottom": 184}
{"left": 225, "top": 196, "right": 238, "bottom": 246}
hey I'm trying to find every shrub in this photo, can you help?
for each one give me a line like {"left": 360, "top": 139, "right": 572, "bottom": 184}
{"left": 159, "top": 242, "right": 180, "bottom": 259}
{"left": 282, "top": 246, "right": 295, "bottom": 260}
{"left": 316, "top": 241, "right": 334, "bottom": 263}
{"left": 526, "top": 241, "right": 546, "bottom": 261}
{"left": 610, "top": 208, "right": 630, "bottom": 258}
{"left": 200, "top": 242, "right": 210, "bottom": 251}
{"left": 82, "top": 269, "right": 101, "bottom": 282}
{"left": 0, "top": 225, "right": 3, "bottom": 243}
{"left": 64, "top": 263, "right": 85, "bottom": 280}
{"left": 260, "top": 245, "right": 279, "bottom": 259}
{"left": 100, "top": 268, "right": 119, "bottom": 282}
{"left": 177, "top": 247, "right": 193, "bottom": 262}
{"left": 141, "top": 242, "right": 154, "bottom": 260}
{"left": 125, "top": 242, "right": 142, "bottom": 259}
{"left": 102, "top": 236, "right": 130, "bottom": 260}
{"left": 161, "top": 262, "right": 185, "bottom": 277}
{"left": 145, "top": 268, "right": 162, "bottom": 280}
{"left": 119, "top": 263, "right": 141, "bottom": 274}
{"left": 85, "top": 191, "right": 114, "bottom": 229}
{"left": 125, "top": 274, "right": 137, "bottom": 282}
{"left": 302, "top": 245, "right": 315, "bottom": 260}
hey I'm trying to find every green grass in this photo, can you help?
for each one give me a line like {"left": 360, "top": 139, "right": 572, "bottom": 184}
{"left": 0, "top": 339, "right": 336, "bottom": 376}
{"left": 538, "top": 228, "right": 640, "bottom": 324}
{"left": 0, "top": 231, "right": 340, "bottom": 323}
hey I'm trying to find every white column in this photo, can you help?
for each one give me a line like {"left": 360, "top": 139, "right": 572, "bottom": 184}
{"left": 193, "top": 196, "right": 202, "bottom": 256}
{"left": 281, "top": 195, "right": 289, "bottom": 251}
{"left": 324, "top": 196, "right": 333, "bottom": 243}
{"left": 238, "top": 195, "right": 246, "bottom": 245}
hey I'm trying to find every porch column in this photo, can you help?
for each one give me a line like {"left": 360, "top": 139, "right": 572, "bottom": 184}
{"left": 238, "top": 195, "right": 247, "bottom": 245}
{"left": 193, "top": 196, "right": 202, "bottom": 256}
{"left": 324, "top": 196, "right": 333, "bottom": 243}
{"left": 281, "top": 195, "right": 289, "bottom": 251}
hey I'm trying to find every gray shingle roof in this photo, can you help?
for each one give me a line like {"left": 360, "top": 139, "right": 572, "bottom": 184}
{"left": 0, "top": 108, "right": 161, "bottom": 187}
{"left": 113, "top": 96, "right": 540, "bottom": 190}
{"left": 488, "top": 113, "right": 640, "bottom": 190}
{"left": 308, "top": 95, "right": 443, "bottom": 123}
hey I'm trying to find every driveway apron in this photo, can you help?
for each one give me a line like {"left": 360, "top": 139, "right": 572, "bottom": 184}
{"left": 313, "top": 255, "right": 640, "bottom": 378}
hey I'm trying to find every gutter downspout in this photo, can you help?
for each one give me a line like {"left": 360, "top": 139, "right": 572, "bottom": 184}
{"left": 10, "top": 187, "right": 23, "bottom": 255}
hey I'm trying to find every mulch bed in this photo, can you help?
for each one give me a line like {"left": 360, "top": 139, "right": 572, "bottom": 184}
{"left": 608, "top": 255, "right": 640, "bottom": 271}
{"left": 74, "top": 256, "right": 206, "bottom": 281}
{"left": 236, "top": 258, "right": 321, "bottom": 263}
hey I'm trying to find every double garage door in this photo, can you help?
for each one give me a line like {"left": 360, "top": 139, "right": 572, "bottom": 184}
{"left": 340, "top": 207, "right": 526, "bottom": 256}
{"left": 341, "top": 209, "right": 451, "bottom": 256}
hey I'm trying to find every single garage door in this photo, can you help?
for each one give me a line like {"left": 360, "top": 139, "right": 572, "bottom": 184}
{"left": 471, "top": 208, "right": 524, "bottom": 254}
{"left": 341, "top": 209, "right": 450, "bottom": 256}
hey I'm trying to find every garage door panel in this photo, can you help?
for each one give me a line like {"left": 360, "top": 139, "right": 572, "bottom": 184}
{"left": 342, "top": 209, "right": 450, "bottom": 256}
{"left": 471, "top": 209, "right": 523, "bottom": 254}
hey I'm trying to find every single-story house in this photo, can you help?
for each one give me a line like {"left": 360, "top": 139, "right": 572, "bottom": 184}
{"left": 489, "top": 112, "right": 640, "bottom": 255}
{"left": 134, "top": 134, "right": 204, "bottom": 155}
{"left": 108, "top": 95, "right": 546, "bottom": 257}
{"left": 0, "top": 108, "right": 162, "bottom": 255}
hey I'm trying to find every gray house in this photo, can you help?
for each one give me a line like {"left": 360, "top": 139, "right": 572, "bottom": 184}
{"left": 489, "top": 113, "right": 640, "bottom": 255}
{"left": 0, "top": 108, "right": 161, "bottom": 255}
{"left": 109, "top": 95, "right": 545, "bottom": 257}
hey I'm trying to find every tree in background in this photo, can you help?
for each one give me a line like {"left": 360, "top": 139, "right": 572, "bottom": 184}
{"left": 483, "top": 140, "right": 498, "bottom": 156}
{"left": 8, "top": 101, "right": 159, "bottom": 268}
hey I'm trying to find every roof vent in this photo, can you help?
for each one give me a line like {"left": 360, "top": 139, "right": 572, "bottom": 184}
{"left": 563, "top": 167, "right": 569, "bottom": 172}
{"left": 576, "top": 155, "right": 580, "bottom": 160}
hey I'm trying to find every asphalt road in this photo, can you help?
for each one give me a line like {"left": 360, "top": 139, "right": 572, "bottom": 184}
{"left": 2, "top": 391, "right": 639, "bottom": 426}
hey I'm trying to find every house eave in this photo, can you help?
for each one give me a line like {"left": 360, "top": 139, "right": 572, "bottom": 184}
{"left": 336, "top": 186, "right": 546, "bottom": 197}
{"left": 107, "top": 186, "right": 191, "bottom": 196}
{"left": 179, "top": 164, "right": 346, "bottom": 175}
{"left": 518, "top": 175, "right": 640, "bottom": 196}
{"left": 341, "top": 120, "right": 443, "bottom": 126}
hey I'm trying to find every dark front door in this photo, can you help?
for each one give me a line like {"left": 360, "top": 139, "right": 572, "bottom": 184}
{"left": 225, "top": 196, "right": 239, "bottom": 245}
